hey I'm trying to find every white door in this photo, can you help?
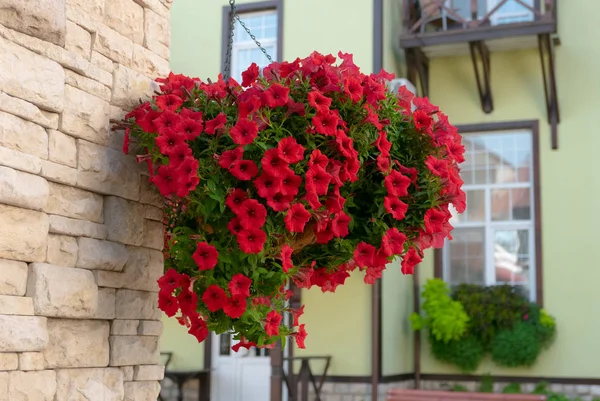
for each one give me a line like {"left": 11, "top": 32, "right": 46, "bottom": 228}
{"left": 211, "top": 333, "right": 271, "bottom": 401}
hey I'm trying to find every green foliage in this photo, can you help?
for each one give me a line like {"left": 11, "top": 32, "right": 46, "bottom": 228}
{"left": 491, "top": 321, "right": 541, "bottom": 367}
{"left": 451, "top": 384, "right": 469, "bottom": 392}
{"left": 478, "top": 374, "right": 494, "bottom": 393}
{"left": 410, "top": 279, "right": 469, "bottom": 343}
{"left": 430, "top": 333, "right": 484, "bottom": 373}
{"left": 502, "top": 383, "right": 522, "bottom": 394}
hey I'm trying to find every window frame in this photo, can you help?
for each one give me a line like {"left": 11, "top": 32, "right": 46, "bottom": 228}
{"left": 221, "top": 0, "right": 283, "bottom": 78}
{"left": 434, "top": 120, "right": 543, "bottom": 305}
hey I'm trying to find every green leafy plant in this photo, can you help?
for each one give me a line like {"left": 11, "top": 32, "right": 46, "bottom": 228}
{"left": 491, "top": 321, "right": 542, "bottom": 367}
{"left": 451, "top": 384, "right": 469, "bottom": 392}
{"left": 410, "top": 279, "right": 469, "bottom": 343}
{"left": 479, "top": 374, "right": 494, "bottom": 393}
{"left": 502, "top": 383, "right": 522, "bottom": 394}
{"left": 430, "top": 333, "right": 484, "bottom": 372}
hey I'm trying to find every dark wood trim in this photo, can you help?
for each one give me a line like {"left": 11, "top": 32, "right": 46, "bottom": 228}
{"left": 373, "top": 0, "right": 384, "bottom": 73}
{"left": 202, "top": 334, "right": 212, "bottom": 401}
{"left": 371, "top": 280, "right": 382, "bottom": 399}
{"left": 433, "top": 120, "right": 543, "bottom": 305}
{"left": 421, "top": 374, "right": 600, "bottom": 386}
{"left": 400, "top": 21, "right": 556, "bottom": 49}
{"left": 413, "top": 266, "right": 421, "bottom": 389}
{"left": 221, "top": 0, "right": 283, "bottom": 76}
{"left": 326, "top": 375, "right": 372, "bottom": 383}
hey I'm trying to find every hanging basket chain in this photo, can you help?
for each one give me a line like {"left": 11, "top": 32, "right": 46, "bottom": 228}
{"left": 223, "top": 0, "right": 273, "bottom": 81}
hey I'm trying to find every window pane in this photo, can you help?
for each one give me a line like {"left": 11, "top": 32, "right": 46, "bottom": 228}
{"left": 447, "top": 227, "right": 485, "bottom": 286}
{"left": 220, "top": 333, "right": 231, "bottom": 355}
{"left": 494, "top": 229, "right": 531, "bottom": 292}
{"left": 491, "top": 188, "right": 511, "bottom": 221}
{"left": 511, "top": 187, "right": 531, "bottom": 220}
{"left": 457, "top": 190, "right": 485, "bottom": 223}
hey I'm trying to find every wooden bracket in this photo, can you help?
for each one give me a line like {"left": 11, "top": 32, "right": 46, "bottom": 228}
{"left": 469, "top": 40, "right": 493, "bottom": 113}
{"left": 539, "top": 33, "right": 560, "bottom": 149}
{"left": 406, "top": 48, "right": 430, "bottom": 97}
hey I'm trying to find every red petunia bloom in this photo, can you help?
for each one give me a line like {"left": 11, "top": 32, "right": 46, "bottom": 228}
{"left": 262, "top": 148, "right": 291, "bottom": 178}
{"left": 232, "top": 339, "right": 257, "bottom": 352}
{"left": 291, "top": 305, "right": 305, "bottom": 326}
{"left": 413, "top": 109, "right": 433, "bottom": 133}
{"left": 230, "top": 159, "right": 259, "bottom": 181}
{"left": 230, "top": 118, "right": 259, "bottom": 145}
{"left": 312, "top": 111, "right": 338, "bottom": 136}
{"left": 156, "top": 94, "right": 183, "bottom": 112}
{"left": 280, "top": 244, "right": 293, "bottom": 273}
{"left": 174, "top": 156, "right": 198, "bottom": 177}
{"left": 204, "top": 113, "right": 227, "bottom": 135}
{"left": 219, "top": 147, "right": 244, "bottom": 170}
{"left": 192, "top": 242, "right": 219, "bottom": 271}
{"left": 227, "top": 217, "right": 244, "bottom": 236}
{"left": 266, "top": 192, "right": 294, "bottom": 212}
{"left": 229, "top": 273, "right": 252, "bottom": 298}
{"left": 254, "top": 172, "right": 282, "bottom": 199}
{"left": 401, "top": 247, "right": 422, "bottom": 275}
{"left": 384, "top": 196, "right": 408, "bottom": 220}
{"left": 180, "top": 107, "right": 203, "bottom": 121}
{"left": 174, "top": 117, "right": 204, "bottom": 140}
{"left": 188, "top": 317, "right": 208, "bottom": 343}
{"left": 237, "top": 228, "right": 267, "bottom": 254}
{"left": 155, "top": 128, "right": 186, "bottom": 155}
{"left": 238, "top": 199, "right": 267, "bottom": 229}
{"left": 308, "top": 150, "right": 329, "bottom": 169}
{"left": 153, "top": 110, "right": 180, "bottom": 133}
{"left": 223, "top": 294, "right": 247, "bottom": 318}
{"left": 284, "top": 203, "right": 311, "bottom": 233}
{"left": 374, "top": 130, "right": 391, "bottom": 156}
{"left": 354, "top": 242, "right": 376, "bottom": 268}
{"left": 280, "top": 171, "right": 302, "bottom": 197}
{"left": 157, "top": 268, "right": 185, "bottom": 293}
{"left": 238, "top": 95, "right": 262, "bottom": 119}
{"left": 424, "top": 208, "right": 449, "bottom": 234}
{"left": 241, "top": 62, "right": 260, "bottom": 87}
{"left": 382, "top": 228, "right": 407, "bottom": 256}
{"left": 293, "top": 324, "right": 308, "bottom": 349}
{"left": 261, "top": 83, "right": 290, "bottom": 108}
{"left": 225, "top": 189, "right": 247, "bottom": 214}
{"left": 377, "top": 154, "right": 391, "bottom": 173}
{"left": 277, "top": 137, "right": 305, "bottom": 164}
{"left": 201, "top": 284, "right": 227, "bottom": 312}
{"left": 384, "top": 170, "right": 411, "bottom": 197}
{"left": 306, "top": 165, "right": 332, "bottom": 195}
{"left": 344, "top": 77, "right": 363, "bottom": 103}
{"left": 177, "top": 288, "right": 198, "bottom": 316}
{"left": 167, "top": 143, "right": 193, "bottom": 165}
{"left": 286, "top": 98, "right": 306, "bottom": 117}
{"left": 425, "top": 155, "right": 449, "bottom": 178}
{"left": 331, "top": 211, "right": 351, "bottom": 238}
{"left": 158, "top": 289, "right": 179, "bottom": 317}
{"left": 307, "top": 90, "right": 332, "bottom": 112}
{"left": 265, "top": 310, "right": 282, "bottom": 337}
{"left": 152, "top": 165, "right": 180, "bottom": 196}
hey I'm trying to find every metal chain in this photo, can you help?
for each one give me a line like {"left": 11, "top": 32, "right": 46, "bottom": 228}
{"left": 223, "top": 0, "right": 273, "bottom": 81}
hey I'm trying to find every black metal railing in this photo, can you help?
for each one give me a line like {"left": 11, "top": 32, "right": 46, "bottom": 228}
{"left": 282, "top": 356, "right": 332, "bottom": 401}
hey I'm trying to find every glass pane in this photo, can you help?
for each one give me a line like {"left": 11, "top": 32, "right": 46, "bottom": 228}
{"left": 494, "top": 229, "right": 531, "bottom": 289}
{"left": 511, "top": 188, "right": 531, "bottom": 220}
{"left": 491, "top": 188, "right": 511, "bottom": 221}
{"left": 446, "top": 227, "right": 485, "bottom": 286}
{"left": 219, "top": 333, "right": 231, "bottom": 355}
{"left": 460, "top": 190, "right": 485, "bottom": 223}
{"left": 490, "top": 0, "right": 535, "bottom": 24}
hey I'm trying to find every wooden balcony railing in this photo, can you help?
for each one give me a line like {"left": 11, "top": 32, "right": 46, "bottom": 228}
{"left": 282, "top": 356, "right": 332, "bottom": 401}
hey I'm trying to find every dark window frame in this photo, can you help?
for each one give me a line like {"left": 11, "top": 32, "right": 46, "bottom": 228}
{"left": 433, "top": 120, "right": 543, "bottom": 305}
{"left": 221, "top": 0, "right": 284, "bottom": 76}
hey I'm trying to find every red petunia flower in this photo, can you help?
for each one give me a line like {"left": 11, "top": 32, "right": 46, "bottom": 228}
{"left": 277, "top": 137, "right": 305, "bottom": 164}
{"left": 177, "top": 288, "right": 198, "bottom": 316}
{"left": 223, "top": 294, "right": 247, "bottom": 318}
{"left": 158, "top": 289, "right": 179, "bottom": 317}
{"left": 316, "top": 223, "right": 334, "bottom": 244}
{"left": 232, "top": 339, "right": 257, "bottom": 352}
{"left": 374, "top": 130, "right": 391, "bottom": 156}
{"left": 307, "top": 90, "right": 332, "bottom": 113}
{"left": 261, "top": 148, "right": 291, "bottom": 178}
{"left": 229, "top": 274, "right": 252, "bottom": 298}
{"left": 237, "top": 228, "right": 267, "bottom": 254}
{"left": 286, "top": 98, "right": 306, "bottom": 117}
{"left": 384, "top": 170, "right": 411, "bottom": 197}
{"left": 265, "top": 310, "right": 282, "bottom": 337}
{"left": 219, "top": 147, "right": 244, "bottom": 170}
{"left": 174, "top": 117, "right": 204, "bottom": 140}
{"left": 384, "top": 196, "right": 408, "bottom": 220}
{"left": 225, "top": 189, "right": 247, "bottom": 213}
{"left": 153, "top": 110, "right": 180, "bottom": 133}
{"left": 261, "top": 83, "right": 290, "bottom": 108}
{"left": 230, "top": 118, "right": 259, "bottom": 145}
{"left": 293, "top": 324, "right": 308, "bottom": 349}
{"left": 413, "top": 109, "right": 433, "bottom": 133}
{"left": 284, "top": 203, "right": 311, "bottom": 233}
{"left": 157, "top": 268, "right": 185, "bottom": 293}
{"left": 167, "top": 143, "right": 193, "bottom": 165}
{"left": 238, "top": 199, "right": 267, "bottom": 229}
{"left": 280, "top": 244, "right": 293, "bottom": 273}
{"left": 238, "top": 95, "right": 262, "bottom": 119}
{"left": 377, "top": 155, "right": 391, "bottom": 173}
{"left": 344, "top": 77, "right": 363, "bottom": 103}
{"left": 331, "top": 211, "right": 351, "bottom": 238}
{"left": 180, "top": 107, "right": 203, "bottom": 121}
{"left": 424, "top": 208, "right": 449, "bottom": 234}
{"left": 254, "top": 172, "right": 282, "bottom": 199}
{"left": 306, "top": 165, "right": 331, "bottom": 196}
{"left": 308, "top": 150, "right": 329, "bottom": 169}
{"left": 192, "top": 242, "right": 219, "bottom": 271}
{"left": 241, "top": 62, "right": 260, "bottom": 87}
{"left": 204, "top": 113, "right": 227, "bottom": 135}
{"left": 155, "top": 128, "right": 186, "bottom": 155}
{"left": 425, "top": 156, "right": 449, "bottom": 178}
{"left": 382, "top": 228, "right": 407, "bottom": 256}
{"left": 227, "top": 217, "right": 244, "bottom": 236}
{"left": 230, "top": 159, "right": 259, "bottom": 181}
{"left": 312, "top": 111, "right": 338, "bottom": 136}
{"left": 354, "top": 242, "right": 376, "bottom": 268}
{"left": 188, "top": 317, "right": 208, "bottom": 343}
{"left": 155, "top": 94, "right": 183, "bottom": 112}
{"left": 267, "top": 192, "right": 294, "bottom": 212}
{"left": 401, "top": 247, "right": 422, "bottom": 275}
{"left": 152, "top": 165, "right": 180, "bottom": 196}
{"left": 201, "top": 284, "right": 227, "bottom": 312}
{"left": 291, "top": 305, "right": 304, "bottom": 326}
{"left": 280, "top": 171, "right": 302, "bottom": 197}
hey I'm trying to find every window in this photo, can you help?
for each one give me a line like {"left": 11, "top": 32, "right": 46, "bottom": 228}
{"left": 440, "top": 123, "right": 541, "bottom": 301}
{"left": 448, "top": 0, "right": 535, "bottom": 26}
{"left": 224, "top": 7, "right": 279, "bottom": 83}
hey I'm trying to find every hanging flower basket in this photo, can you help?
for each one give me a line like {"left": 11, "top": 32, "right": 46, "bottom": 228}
{"left": 121, "top": 51, "right": 465, "bottom": 350}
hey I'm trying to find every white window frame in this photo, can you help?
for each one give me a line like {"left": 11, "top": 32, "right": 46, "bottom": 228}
{"left": 442, "top": 128, "right": 537, "bottom": 301}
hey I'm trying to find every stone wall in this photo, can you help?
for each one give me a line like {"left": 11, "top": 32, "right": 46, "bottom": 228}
{"left": 0, "top": 0, "right": 171, "bottom": 399}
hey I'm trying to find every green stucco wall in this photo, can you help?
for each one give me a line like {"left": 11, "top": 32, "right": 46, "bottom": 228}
{"left": 160, "top": 314, "right": 205, "bottom": 370}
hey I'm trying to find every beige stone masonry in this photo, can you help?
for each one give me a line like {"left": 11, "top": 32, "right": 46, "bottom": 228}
{"left": 65, "top": 21, "right": 92, "bottom": 60}
{"left": 18, "top": 352, "right": 46, "bottom": 371}
{"left": 46, "top": 182, "right": 104, "bottom": 222}
{"left": 134, "top": 364, "right": 165, "bottom": 381}
{"left": 0, "top": 0, "right": 66, "bottom": 46}
{"left": 0, "top": 111, "right": 49, "bottom": 159}
{"left": 44, "top": 319, "right": 110, "bottom": 368}
{"left": 48, "top": 130, "right": 77, "bottom": 168}
{"left": 0, "top": 92, "right": 59, "bottom": 130}
{"left": 0, "top": 145, "right": 43, "bottom": 175}
{"left": 48, "top": 214, "right": 108, "bottom": 239}
{"left": 0, "top": 315, "right": 48, "bottom": 352}
{"left": 0, "top": 205, "right": 48, "bottom": 263}
{"left": 55, "top": 368, "right": 124, "bottom": 401}
{"left": 40, "top": 160, "right": 78, "bottom": 186}
{"left": 109, "top": 336, "right": 160, "bottom": 366}
{"left": 116, "top": 289, "right": 161, "bottom": 320}
{"left": 0, "top": 353, "right": 18, "bottom": 371}
{"left": 0, "top": 295, "right": 34, "bottom": 316}
{"left": 77, "top": 237, "right": 128, "bottom": 271}
{"left": 0, "top": 258, "right": 28, "bottom": 296}
{"left": 121, "top": 366, "right": 134, "bottom": 381}
{"left": 8, "top": 370, "right": 57, "bottom": 401}
{"left": 124, "top": 380, "right": 161, "bottom": 401}
{"left": 96, "top": 246, "right": 163, "bottom": 291}
{"left": 96, "top": 287, "right": 117, "bottom": 320}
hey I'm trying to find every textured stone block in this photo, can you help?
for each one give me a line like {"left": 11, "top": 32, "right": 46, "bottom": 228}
{"left": 40, "top": 160, "right": 78, "bottom": 186}
{"left": 144, "top": 8, "right": 170, "bottom": 47}
{"left": 66, "top": 0, "right": 104, "bottom": 23}
{"left": 48, "top": 130, "right": 77, "bottom": 168}
{"left": 91, "top": 51, "right": 114, "bottom": 72}
{"left": 109, "top": 336, "right": 160, "bottom": 366}
{"left": 120, "top": 366, "right": 134, "bottom": 381}
{"left": 65, "top": 70, "right": 112, "bottom": 102}
{"left": 65, "top": 21, "right": 91, "bottom": 60}
{"left": 0, "top": 145, "right": 42, "bottom": 175}
{"left": 0, "top": 92, "right": 58, "bottom": 130}
{"left": 146, "top": 38, "right": 169, "bottom": 60}
{"left": 44, "top": 319, "right": 110, "bottom": 368}
{"left": 116, "top": 289, "right": 160, "bottom": 320}
{"left": 96, "top": 288, "right": 117, "bottom": 320}
{"left": 104, "top": 197, "right": 145, "bottom": 245}
{"left": 112, "top": 63, "right": 158, "bottom": 110}
{"left": 132, "top": 44, "right": 169, "bottom": 77}
{"left": 46, "top": 235, "right": 77, "bottom": 268}
{"left": 0, "top": 295, "right": 34, "bottom": 315}
{"left": 60, "top": 85, "right": 110, "bottom": 146}
{"left": 124, "top": 380, "right": 161, "bottom": 401}
{"left": 0, "top": 353, "right": 18, "bottom": 371}
{"left": 134, "top": 365, "right": 164, "bottom": 381}
{"left": 0, "top": 111, "right": 49, "bottom": 159}
{"left": 0, "top": 0, "right": 66, "bottom": 46}
{"left": 144, "top": 205, "right": 163, "bottom": 221}
{"left": 0, "top": 166, "right": 49, "bottom": 211}
{"left": 27, "top": 263, "right": 98, "bottom": 318}
{"left": 0, "top": 258, "right": 28, "bottom": 296}
{"left": 140, "top": 178, "right": 163, "bottom": 207}
{"left": 77, "top": 140, "right": 141, "bottom": 200}
{"left": 0, "top": 372, "right": 7, "bottom": 401}
{"left": 111, "top": 320, "right": 140, "bottom": 335}
{"left": 46, "top": 183, "right": 103, "bottom": 222}
{"left": 56, "top": 368, "right": 124, "bottom": 401}
{"left": 8, "top": 370, "right": 57, "bottom": 401}
{"left": 0, "top": 205, "right": 48, "bottom": 263}
{"left": 0, "top": 37, "right": 64, "bottom": 112}
{"left": 96, "top": 246, "right": 162, "bottom": 292}
{"left": 0, "top": 315, "right": 48, "bottom": 352}
{"left": 48, "top": 215, "right": 108, "bottom": 239}
{"left": 19, "top": 352, "right": 46, "bottom": 371}
{"left": 133, "top": 0, "right": 169, "bottom": 16}
{"left": 138, "top": 320, "right": 163, "bottom": 336}
{"left": 105, "top": 0, "right": 144, "bottom": 43}
{"left": 94, "top": 24, "right": 134, "bottom": 65}
{"left": 76, "top": 238, "right": 128, "bottom": 271}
